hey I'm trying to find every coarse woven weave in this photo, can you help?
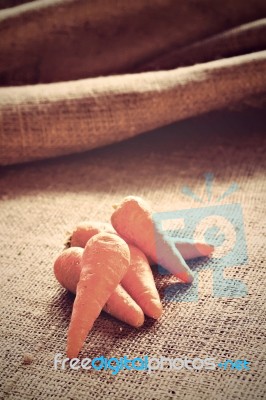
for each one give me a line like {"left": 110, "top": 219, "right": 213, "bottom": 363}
{"left": 0, "top": 0, "right": 266, "bottom": 166}
{"left": 0, "top": 108, "right": 265, "bottom": 400}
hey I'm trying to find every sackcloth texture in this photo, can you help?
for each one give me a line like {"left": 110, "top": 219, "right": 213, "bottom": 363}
{"left": 0, "top": 108, "right": 266, "bottom": 399}
{"left": 0, "top": 0, "right": 266, "bottom": 165}
{"left": 0, "top": 1, "right": 266, "bottom": 399}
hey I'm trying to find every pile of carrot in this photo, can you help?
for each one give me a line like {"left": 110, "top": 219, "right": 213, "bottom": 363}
{"left": 54, "top": 196, "right": 214, "bottom": 358}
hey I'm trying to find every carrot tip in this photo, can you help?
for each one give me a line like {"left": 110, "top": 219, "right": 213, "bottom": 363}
{"left": 186, "top": 273, "right": 194, "bottom": 283}
{"left": 145, "top": 299, "right": 163, "bottom": 320}
{"left": 186, "top": 271, "right": 194, "bottom": 283}
{"left": 135, "top": 318, "right": 145, "bottom": 328}
{"left": 175, "top": 271, "right": 194, "bottom": 283}
{"left": 197, "top": 242, "right": 215, "bottom": 256}
{"left": 208, "top": 244, "right": 215, "bottom": 253}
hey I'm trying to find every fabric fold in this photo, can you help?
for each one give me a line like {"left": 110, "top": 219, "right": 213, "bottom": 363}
{"left": 139, "top": 19, "right": 266, "bottom": 71}
{"left": 1, "top": 0, "right": 265, "bottom": 85}
{"left": 1, "top": 51, "right": 265, "bottom": 165}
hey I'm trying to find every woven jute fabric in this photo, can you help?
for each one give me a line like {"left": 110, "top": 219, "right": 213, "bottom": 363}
{"left": 1, "top": 51, "right": 265, "bottom": 166}
{"left": 0, "top": 108, "right": 265, "bottom": 399}
{"left": 1, "top": 0, "right": 265, "bottom": 84}
{"left": 0, "top": 0, "right": 266, "bottom": 166}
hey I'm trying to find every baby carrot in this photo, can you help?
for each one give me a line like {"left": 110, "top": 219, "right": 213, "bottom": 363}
{"left": 147, "top": 238, "right": 214, "bottom": 264}
{"left": 122, "top": 244, "right": 162, "bottom": 319}
{"left": 69, "top": 221, "right": 213, "bottom": 260}
{"left": 70, "top": 221, "right": 116, "bottom": 248}
{"left": 54, "top": 247, "right": 83, "bottom": 294}
{"left": 67, "top": 233, "right": 130, "bottom": 358}
{"left": 68, "top": 222, "right": 162, "bottom": 319}
{"left": 111, "top": 196, "right": 194, "bottom": 283}
{"left": 173, "top": 239, "right": 214, "bottom": 260}
{"left": 54, "top": 247, "right": 144, "bottom": 328}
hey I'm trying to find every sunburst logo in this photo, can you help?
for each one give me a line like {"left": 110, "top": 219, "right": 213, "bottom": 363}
{"left": 153, "top": 173, "right": 248, "bottom": 302}
{"left": 182, "top": 172, "right": 238, "bottom": 204}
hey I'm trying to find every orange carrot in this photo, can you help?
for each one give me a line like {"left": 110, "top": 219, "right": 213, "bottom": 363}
{"left": 172, "top": 239, "right": 214, "bottom": 260}
{"left": 69, "top": 220, "right": 213, "bottom": 260}
{"left": 54, "top": 247, "right": 144, "bottom": 328}
{"left": 68, "top": 222, "right": 162, "bottom": 319}
{"left": 67, "top": 233, "right": 130, "bottom": 358}
{"left": 70, "top": 221, "right": 116, "bottom": 247}
{"left": 54, "top": 247, "right": 83, "bottom": 294}
{"left": 122, "top": 244, "right": 162, "bottom": 319}
{"left": 147, "top": 239, "right": 214, "bottom": 264}
{"left": 111, "top": 196, "right": 194, "bottom": 283}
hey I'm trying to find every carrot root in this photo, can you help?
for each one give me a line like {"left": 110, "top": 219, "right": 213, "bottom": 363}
{"left": 54, "top": 247, "right": 144, "bottom": 329}
{"left": 111, "top": 196, "right": 194, "bottom": 283}
{"left": 122, "top": 244, "right": 162, "bottom": 319}
{"left": 66, "top": 233, "right": 130, "bottom": 358}
{"left": 70, "top": 221, "right": 116, "bottom": 248}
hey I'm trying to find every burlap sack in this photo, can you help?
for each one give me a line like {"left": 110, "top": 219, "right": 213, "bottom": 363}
{"left": 0, "top": 0, "right": 266, "bottom": 165}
